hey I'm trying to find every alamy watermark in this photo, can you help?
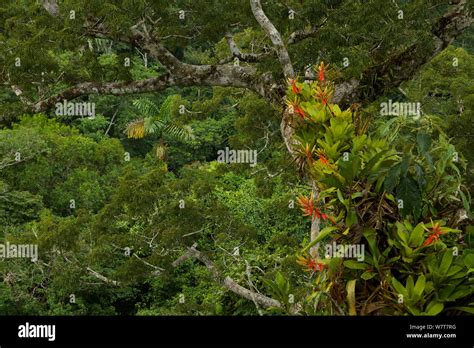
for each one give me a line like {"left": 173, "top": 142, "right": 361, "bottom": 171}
{"left": 217, "top": 147, "right": 257, "bottom": 167}
{"left": 18, "top": 322, "right": 55, "bottom": 341}
{"left": 325, "top": 242, "right": 365, "bottom": 261}
{"left": 55, "top": 99, "right": 96, "bottom": 117}
{"left": 380, "top": 100, "right": 421, "bottom": 117}
{"left": 0, "top": 242, "right": 38, "bottom": 262}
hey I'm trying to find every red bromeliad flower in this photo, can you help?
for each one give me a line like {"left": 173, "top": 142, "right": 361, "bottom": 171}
{"left": 317, "top": 62, "right": 326, "bottom": 82}
{"left": 291, "top": 79, "right": 302, "bottom": 94}
{"left": 286, "top": 97, "right": 306, "bottom": 119}
{"left": 422, "top": 222, "right": 444, "bottom": 247}
{"left": 314, "top": 86, "right": 332, "bottom": 106}
{"left": 297, "top": 195, "right": 328, "bottom": 221}
{"left": 294, "top": 104, "right": 306, "bottom": 119}
{"left": 296, "top": 255, "right": 325, "bottom": 272}
{"left": 317, "top": 148, "right": 330, "bottom": 166}
{"left": 308, "top": 258, "right": 325, "bottom": 272}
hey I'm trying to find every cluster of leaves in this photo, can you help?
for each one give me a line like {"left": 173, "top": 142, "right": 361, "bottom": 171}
{"left": 279, "top": 63, "right": 473, "bottom": 315}
{"left": 0, "top": 108, "right": 308, "bottom": 315}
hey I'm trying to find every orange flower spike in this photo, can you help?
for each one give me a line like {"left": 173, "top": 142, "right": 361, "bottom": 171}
{"left": 297, "top": 194, "right": 335, "bottom": 222}
{"left": 327, "top": 215, "right": 337, "bottom": 226}
{"left": 318, "top": 62, "right": 326, "bottom": 82}
{"left": 297, "top": 195, "right": 312, "bottom": 215}
{"left": 307, "top": 258, "right": 317, "bottom": 270}
{"left": 294, "top": 105, "right": 306, "bottom": 119}
{"left": 296, "top": 255, "right": 309, "bottom": 267}
{"left": 289, "top": 78, "right": 302, "bottom": 94}
{"left": 317, "top": 148, "right": 331, "bottom": 166}
{"left": 431, "top": 223, "right": 443, "bottom": 236}
{"left": 297, "top": 256, "right": 325, "bottom": 272}
{"left": 315, "top": 262, "right": 325, "bottom": 271}
{"left": 292, "top": 80, "right": 302, "bottom": 94}
{"left": 422, "top": 222, "right": 444, "bottom": 247}
{"left": 286, "top": 97, "right": 306, "bottom": 119}
{"left": 314, "top": 86, "right": 332, "bottom": 106}
{"left": 297, "top": 195, "right": 317, "bottom": 220}
{"left": 319, "top": 154, "right": 330, "bottom": 166}
{"left": 308, "top": 258, "right": 325, "bottom": 272}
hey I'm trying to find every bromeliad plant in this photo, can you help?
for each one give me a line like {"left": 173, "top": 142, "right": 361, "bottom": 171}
{"left": 281, "top": 62, "right": 473, "bottom": 316}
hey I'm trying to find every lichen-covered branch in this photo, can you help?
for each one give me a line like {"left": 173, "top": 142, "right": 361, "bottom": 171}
{"left": 250, "top": 0, "right": 295, "bottom": 79}
{"left": 172, "top": 245, "right": 282, "bottom": 310}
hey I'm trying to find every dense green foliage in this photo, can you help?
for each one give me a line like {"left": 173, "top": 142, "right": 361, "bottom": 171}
{"left": 0, "top": 0, "right": 472, "bottom": 316}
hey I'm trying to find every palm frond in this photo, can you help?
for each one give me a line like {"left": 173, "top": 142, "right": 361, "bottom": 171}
{"left": 159, "top": 95, "right": 182, "bottom": 122}
{"left": 162, "top": 122, "right": 194, "bottom": 141}
{"left": 127, "top": 97, "right": 193, "bottom": 141}
{"left": 132, "top": 98, "right": 160, "bottom": 117}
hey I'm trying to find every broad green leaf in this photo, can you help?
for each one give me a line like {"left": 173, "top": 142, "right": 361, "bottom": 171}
{"left": 413, "top": 275, "right": 426, "bottom": 300}
{"left": 384, "top": 163, "right": 401, "bottom": 192}
{"left": 343, "top": 260, "right": 369, "bottom": 270}
{"left": 396, "top": 175, "right": 421, "bottom": 218}
{"left": 451, "top": 306, "right": 474, "bottom": 314}
{"left": 416, "top": 132, "right": 431, "bottom": 154}
{"left": 395, "top": 222, "right": 409, "bottom": 244}
{"left": 303, "top": 226, "right": 339, "bottom": 252}
{"left": 408, "top": 222, "right": 424, "bottom": 247}
{"left": 448, "top": 287, "right": 473, "bottom": 301}
{"left": 464, "top": 253, "right": 474, "bottom": 268}
{"left": 439, "top": 251, "right": 453, "bottom": 276}
{"left": 346, "top": 279, "right": 357, "bottom": 315}
{"left": 360, "top": 150, "right": 391, "bottom": 177}
{"left": 337, "top": 189, "right": 348, "bottom": 209}
{"left": 406, "top": 276, "right": 414, "bottom": 298}
{"left": 425, "top": 301, "right": 444, "bottom": 316}
{"left": 391, "top": 277, "right": 408, "bottom": 298}
{"left": 361, "top": 271, "right": 376, "bottom": 280}
{"left": 446, "top": 265, "right": 464, "bottom": 277}
{"left": 345, "top": 210, "right": 357, "bottom": 227}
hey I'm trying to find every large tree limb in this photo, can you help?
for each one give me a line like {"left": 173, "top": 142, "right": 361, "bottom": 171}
{"left": 28, "top": 16, "right": 280, "bottom": 112}
{"left": 32, "top": 63, "right": 277, "bottom": 112}
{"left": 334, "top": 0, "right": 473, "bottom": 106}
{"left": 250, "top": 0, "right": 295, "bottom": 79}
{"left": 32, "top": 75, "right": 172, "bottom": 112}
{"left": 172, "top": 245, "right": 282, "bottom": 310}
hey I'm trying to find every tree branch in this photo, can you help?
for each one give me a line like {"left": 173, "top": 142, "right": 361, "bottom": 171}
{"left": 220, "top": 34, "right": 273, "bottom": 64}
{"left": 172, "top": 245, "right": 282, "bottom": 310}
{"left": 32, "top": 75, "right": 172, "bottom": 112}
{"left": 250, "top": 0, "right": 295, "bottom": 79}
{"left": 334, "top": 0, "right": 473, "bottom": 106}
{"left": 86, "top": 267, "right": 120, "bottom": 286}
{"left": 27, "top": 18, "right": 281, "bottom": 112}
{"left": 32, "top": 63, "right": 278, "bottom": 112}
{"left": 287, "top": 18, "right": 328, "bottom": 45}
